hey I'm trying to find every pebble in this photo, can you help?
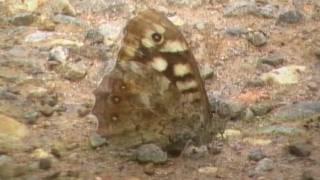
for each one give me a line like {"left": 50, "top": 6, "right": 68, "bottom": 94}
{"left": 258, "top": 53, "right": 284, "bottom": 67}
{"left": 183, "top": 145, "right": 209, "bottom": 159}
{"left": 288, "top": 142, "right": 312, "bottom": 157}
{"left": 255, "top": 158, "right": 274, "bottom": 174}
{"left": 200, "top": 66, "right": 215, "bottom": 80}
{"left": 143, "top": 163, "right": 155, "bottom": 176}
{"left": 247, "top": 31, "right": 268, "bottom": 47}
{"left": 59, "top": 62, "right": 87, "bottom": 81}
{"left": 135, "top": 144, "right": 168, "bottom": 164}
{"left": 250, "top": 102, "right": 274, "bottom": 116}
{"left": 39, "top": 104, "right": 55, "bottom": 117}
{"left": 23, "top": 111, "right": 40, "bottom": 125}
{"left": 307, "top": 82, "right": 318, "bottom": 91}
{"left": 225, "top": 27, "right": 248, "bottom": 37}
{"left": 9, "top": 12, "right": 37, "bottom": 26}
{"left": 49, "top": 46, "right": 69, "bottom": 64}
{"left": 89, "top": 133, "right": 107, "bottom": 148}
{"left": 248, "top": 149, "right": 266, "bottom": 161}
{"left": 277, "top": 10, "right": 304, "bottom": 24}
{"left": 198, "top": 166, "right": 218, "bottom": 175}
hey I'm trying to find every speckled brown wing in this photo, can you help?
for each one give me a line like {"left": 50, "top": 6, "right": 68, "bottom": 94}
{"left": 92, "top": 9, "right": 215, "bottom": 153}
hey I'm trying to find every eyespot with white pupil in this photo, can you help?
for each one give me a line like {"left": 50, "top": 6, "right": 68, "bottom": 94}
{"left": 112, "top": 96, "right": 121, "bottom": 104}
{"left": 111, "top": 114, "right": 119, "bottom": 121}
{"left": 151, "top": 32, "right": 162, "bottom": 43}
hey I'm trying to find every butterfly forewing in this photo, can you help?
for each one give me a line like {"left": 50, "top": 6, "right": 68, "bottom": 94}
{"left": 93, "top": 9, "right": 214, "bottom": 153}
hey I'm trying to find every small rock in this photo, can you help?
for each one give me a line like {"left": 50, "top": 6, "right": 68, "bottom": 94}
{"left": 198, "top": 166, "right": 218, "bottom": 175}
{"left": 224, "top": 0, "right": 256, "bottom": 17}
{"left": 255, "top": 158, "right": 274, "bottom": 174}
{"left": 248, "top": 149, "right": 266, "bottom": 161}
{"left": 89, "top": 133, "right": 107, "bottom": 148}
{"left": 9, "top": 13, "right": 37, "bottom": 26}
{"left": 85, "top": 29, "right": 104, "bottom": 44}
{"left": 250, "top": 102, "right": 274, "bottom": 116}
{"left": 41, "top": 94, "right": 59, "bottom": 107}
{"left": 143, "top": 163, "right": 155, "bottom": 176}
{"left": 49, "top": 46, "right": 69, "bottom": 64}
{"left": 52, "top": 14, "right": 88, "bottom": 28}
{"left": 277, "top": 10, "right": 304, "bottom": 24}
{"left": 272, "top": 101, "right": 320, "bottom": 121}
{"left": 218, "top": 129, "right": 242, "bottom": 139}
{"left": 259, "top": 126, "right": 302, "bottom": 135}
{"left": 23, "top": 111, "right": 39, "bottom": 124}
{"left": 260, "top": 65, "right": 306, "bottom": 85}
{"left": 258, "top": 53, "right": 284, "bottom": 67}
{"left": 210, "top": 96, "right": 246, "bottom": 119}
{"left": 288, "top": 142, "right": 312, "bottom": 157}
{"left": 246, "top": 79, "right": 266, "bottom": 87}
{"left": 183, "top": 145, "right": 208, "bottom": 159}
{"left": 59, "top": 63, "right": 87, "bottom": 81}
{"left": 135, "top": 144, "right": 168, "bottom": 164}
{"left": 307, "top": 82, "right": 318, "bottom": 92}
{"left": 200, "top": 66, "right": 215, "bottom": 80}
{"left": 195, "top": 22, "right": 206, "bottom": 30}
{"left": 225, "top": 27, "right": 248, "bottom": 37}
{"left": 247, "top": 31, "right": 267, "bottom": 47}
{"left": 25, "top": 31, "right": 54, "bottom": 43}
{"left": 167, "top": 0, "right": 203, "bottom": 7}
{"left": 254, "top": 4, "right": 278, "bottom": 18}
{"left": 39, "top": 158, "right": 52, "bottom": 170}
{"left": 39, "top": 104, "right": 55, "bottom": 117}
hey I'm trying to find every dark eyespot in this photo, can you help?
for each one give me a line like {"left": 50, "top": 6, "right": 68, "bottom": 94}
{"left": 152, "top": 32, "right": 162, "bottom": 43}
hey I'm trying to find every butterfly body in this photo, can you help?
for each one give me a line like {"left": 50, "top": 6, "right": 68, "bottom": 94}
{"left": 93, "top": 9, "right": 215, "bottom": 153}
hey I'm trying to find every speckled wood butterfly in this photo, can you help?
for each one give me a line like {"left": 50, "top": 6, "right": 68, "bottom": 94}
{"left": 92, "top": 9, "right": 215, "bottom": 154}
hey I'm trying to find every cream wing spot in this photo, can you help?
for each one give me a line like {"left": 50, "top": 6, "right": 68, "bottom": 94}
{"left": 141, "top": 38, "right": 155, "bottom": 48}
{"left": 160, "top": 40, "right": 188, "bottom": 52}
{"left": 150, "top": 57, "right": 168, "bottom": 72}
{"left": 176, "top": 80, "right": 198, "bottom": 91}
{"left": 174, "top": 63, "right": 192, "bottom": 77}
{"left": 153, "top": 24, "right": 166, "bottom": 34}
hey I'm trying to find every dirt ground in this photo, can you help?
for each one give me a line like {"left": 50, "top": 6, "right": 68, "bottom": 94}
{"left": 0, "top": 0, "right": 320, "bottom": 179}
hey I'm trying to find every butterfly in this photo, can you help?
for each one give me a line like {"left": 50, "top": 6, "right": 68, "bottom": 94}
{"left": 92, "top": 9, "right": 215, "bottom": 154}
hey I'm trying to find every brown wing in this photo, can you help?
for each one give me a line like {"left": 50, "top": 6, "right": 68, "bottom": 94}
{"left": 93, "top": 9, "right": 214, "bottom": 153}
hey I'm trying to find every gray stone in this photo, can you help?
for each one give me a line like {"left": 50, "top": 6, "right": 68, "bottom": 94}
{"left": 52, "top": 14, "right": 88, "bottom": 28}
{"left": 59, "top": 63, "right": 87, "bottom": 81}
{"left": 89, "top": 133, "right": 107, "bottom": 148}
{"left": 49, "top": 46, "right": 69, "bottom": 64}
{"left": 9, "top": 13, "right": 36, "bottom": 26}
{"left": 224, "top": 0, "right": 256, "bottom": 17}
{"left": 135, "top": 144, "right": 168, "bottom": 164}
{"left": 39, "top": 104, "right": 55, "bottom": 117}
{"left": 246, "top": 79, "right": 266, "bottom": 87}
{"left": 23, "top": 111, "right": 39, "bottom": 125}
{"left": 85, "top": 29, "right": 105, "bottom": 44}
{"left": 250, "top": 102, "right": 274, "bottom": 116}
{"left": 273, "top": 101, "right": 320, "bottom": 121}
{"left": 288, "top": 142, "right": 312, "bottom": 157}
{"left": 183, "top": 145, "right": 209, "bottom": 159}
{"left": 248, "top": 149, "right": 266, "bottom": 161}
{"left": 277, "top": 10, "right": 304, "bottom": 24}
{"left": 258, "top": 53, "right": 284, "bottom": 67}
{"left": 255, "top": 158, "right": 274, "bottom": 174}
{"left": 210, "top": 96, "right": 246, "bottom": 119}
{"left": 254, "top": 4, "right": 278, "bottom": 18}
{"left": 167, "top": 0, "right": 203, "bottom": 7}
{"left": 200, "top": 66, "right": 215, "bottom": 80}
{"left": 247, "top": 31, "right": 268, "bottom": 47}
{"left": 259, "top": 126, "right": 302, "bottom": 135}
{"left": 225, "top": 27, "right": 248, "bottom": 37}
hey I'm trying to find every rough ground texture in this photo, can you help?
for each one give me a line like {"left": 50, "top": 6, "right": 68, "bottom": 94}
{"left": 0, "top": 0, "right": 320, "bottom": 179}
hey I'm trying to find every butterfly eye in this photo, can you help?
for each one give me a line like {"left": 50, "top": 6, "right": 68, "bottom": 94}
{"left": 151, "top": 32, "right": 163, "bottom": 43}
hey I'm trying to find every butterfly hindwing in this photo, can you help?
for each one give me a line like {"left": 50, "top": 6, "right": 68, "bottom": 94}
{"left": 93, "top": 9, "right": 214, "bottom": 153}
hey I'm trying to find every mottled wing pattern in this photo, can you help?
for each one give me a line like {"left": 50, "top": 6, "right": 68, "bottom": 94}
{"left": 92, "top": 9, "right": 214, "bottom": 153}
